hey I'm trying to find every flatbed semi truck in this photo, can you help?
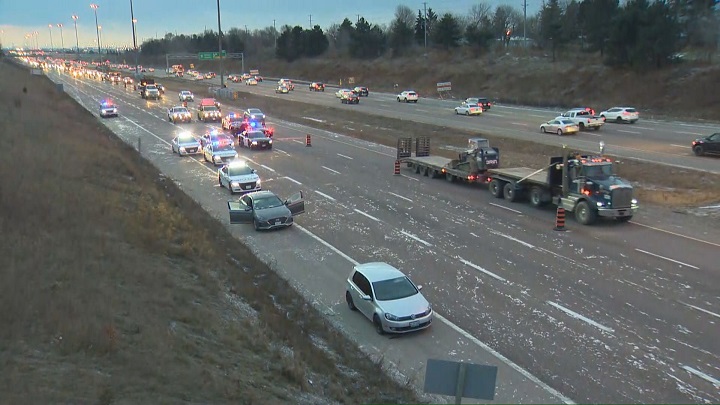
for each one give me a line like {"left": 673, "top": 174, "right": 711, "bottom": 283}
{"left": 396, "top": 137, "right": 500, "bottom": 183}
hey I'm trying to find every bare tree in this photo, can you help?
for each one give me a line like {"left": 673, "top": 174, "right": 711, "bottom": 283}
{"left": 468, "top": 3, "right": 493, "bottom": 26}
{"left": 394, "top": 5, "right": 416, "bottom": 28}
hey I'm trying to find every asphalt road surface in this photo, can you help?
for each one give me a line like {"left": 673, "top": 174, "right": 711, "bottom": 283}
{"left": 161, "top": 73, "right": 720, "bottom": 174}
{"left": 47, "top": 67, "right": 720, "bottom": 404}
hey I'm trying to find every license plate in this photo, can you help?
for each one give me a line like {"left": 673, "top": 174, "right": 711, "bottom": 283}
{"left": 618, "top": 210, "right": 627, "bottom": 215}
{"left": 409, "top": 321, "right": 419, "bottom": 328}
{"left": 245, "top": 185, "right": 252, "bottom": 189}
{"left": 275, "top": 220, "right": 281, "bottom": 225}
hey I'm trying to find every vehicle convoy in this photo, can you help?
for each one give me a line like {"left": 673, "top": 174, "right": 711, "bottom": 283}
{"left": 396, "top": 137, "right": 500, "bottom": 184}
{"left": 558, "top": 109, "right": 604, "bottom": 131}
{"left": 486, "top": 144, "right": 638, "bottom": 225}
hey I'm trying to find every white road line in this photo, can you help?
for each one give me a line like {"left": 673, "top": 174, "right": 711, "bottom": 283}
{"left": 629, "top": 221, "right": 720, "bottom": 247}
{"left": 490, "top": 231, "right": 536, "bottom": 249}
{"left": 670, "top": 144, "right": 689, "bottom": 148}
{"left": 387, "top": 191, "right": 413, "bottom": 202}
{"left": 489, "top": 202, "right": 522, "bottom": 214}
{"left": 546, "top": 301, "right": 615, "bottom": 334}
{"left": 679, "top": 301, "right": 720, "bottom": 319}
{"left": 529, "top": 114, "right": 547, "bottom": 118}
{"left": 416, "top": 109, "right": 430, "bottom": 113}
{"left": 283, "top": 176, "right": 302, "bottom": 185}
{"left": 400, "top": 230, "right": 432, "bottom": 247}
{"left": 681, "top": 365, "right": 720, "bottom": 386}
{"left": 632, "top": 126, "right": 652, "bottom": 130}
{"left": 314, "top": 190, "right": 336, "bottom": 201}
{"left": 353, "top": 208, "right": 381, "bottom": 222}
{"left": 677, "top": 131, "right": 703, "bottom": 136}
{"left": 275, "top": 149, "right": 290, "bottom": 156}
{"left": 295, "top": 225, "right": 359, "bottom": 266}
{"left": 635, "top": 248, "right": 699, "bottom": 269}
{"left": 511, "top": 122, "right": 529, "bottom": 126}
{"left": 259, "top": 164, "right": 276, "bottom": 172}
{"left": 292, "top": 139, "right": 305, "bottom": 145}
{"left": 617, "top": 129, "right": 641, "bottom": 134}
{"left": 457, "top": 257, "right": 507, "bottom": 282}
{"left": 699, "top": 204, "right": 720, "bottom": 209}
{"left": 400, "top": 174, "right": 420, "bottom": 181}
{"left": 322, "top": 165, "right": 341, "bottom": 174}
{"left": 337, "top": 153, "right": 353, "bottom": 160}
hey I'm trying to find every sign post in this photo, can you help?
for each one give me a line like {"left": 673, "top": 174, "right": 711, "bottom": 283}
{"left": 436, "top": 81, "right": 452, "bottom": 99}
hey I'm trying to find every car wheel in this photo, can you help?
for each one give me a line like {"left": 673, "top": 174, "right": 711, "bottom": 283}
{"left": 455, "top": 109, "right": 459, "bottom": 115}
{"left": 203, "top": 153, "right": 209, "bottom": 162}
{"left": 540, "top": 126, "right": 546, "bottom": 133}
{"left": 600, "top": 115, "right": 606, "bottom": 121}
{"left": 693, "top": 145, "right": 704, "bottom": 156}
{"left": 218, "top": 176, "right": 223, "bottom": 187}
{"left": 616, "top": 117, "right": 622, "bottom": 123}
{"left": 579, "top": 122, "right": 585, "bottom": 130}
{"left": 171, "top": 145, "right": 176, "bottom": 153}
{"left": 373, "top": 314, "right": 385, "bottom": 335}
{"left": 405, "top": 99, "right": 409, "bottom": 103}
{"left": 557, "top": 129, "right": 563, "bottom": 136}
{"left": 346, "top": 291, "right": 357, "bottom": 311}
{"left": 465, "top": 111, "right": 470, "bottom": 116}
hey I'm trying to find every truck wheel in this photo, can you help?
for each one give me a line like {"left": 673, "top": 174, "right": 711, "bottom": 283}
{"left": 575, "top": 201, "right": 597, "bottom": 225}
{"left": 529, "top": 187, "right": 547, "bottom": 207}
{"left": 431, "top": 169, "right": 440, "bottom": 179}
{"left": 414, "top": 164, "right": 421, "bottom": 174}
{"left": 579, "top": 122, "right": 585, "bottom": 130}
{"left": 489, "top": 179, "right": 504, "bottom": 198}
{"left": 423, "top": 166, "right": 430, "bottom": 177}
{"left": 445, "top": 172, "right": 455, "bottom": 182}
{"left": 503, "top": 183, "right": 519, "bottom": 202}
{"left": 693, "top": 145, "right": 704, "bottom": 156}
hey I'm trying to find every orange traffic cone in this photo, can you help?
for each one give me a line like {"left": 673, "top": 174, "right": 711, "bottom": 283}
{"left": 554, "top": 207, "right": 566, "bottom": 231}
{"left": 305, "top": 134, "right": 312, "bottom": 147}
{"left": 394, "top": 160, "right": 401, "bottom": 175}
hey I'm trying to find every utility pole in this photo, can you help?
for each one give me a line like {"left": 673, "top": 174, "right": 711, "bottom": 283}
{"left": 523, "top": 0, "right": 527, "bottom": 48}
{"left": 72, "top": 15, "right": 79, "bottom": 57}
{"left": 216, "top": 0, "right": 224, "bottom": 87}
{"left": 57, "top": 24, "right": 64, "bottom": 51}
{"left": 130, "top": 0, "right": 139, "bottom": 77}
{"left": 273, "top": 19, "right": 277, "bottom": 49}
{"left": 90, "top": 4, "right": 101, "bottom": 57}
{"left": 48, "top": 24, "right": 54, "bottom": 51}
{"left": 423, "top": 2, "right": 428, "bottom": 51}
{"left": 309, "top": 15, "right": 312, "bottom": 27}
{"left": 356, "top": 14, "right": 360, "bottom": 23}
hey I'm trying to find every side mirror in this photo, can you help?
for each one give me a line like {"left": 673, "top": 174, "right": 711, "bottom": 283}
{"left": 361, "top": 294, "right": 372, "bottom": 301}
{"left": 417, "top": 285, "right": 423, "bottom": 291}
{"left": 245, "top": 206, "right": 252, "bottom": 211}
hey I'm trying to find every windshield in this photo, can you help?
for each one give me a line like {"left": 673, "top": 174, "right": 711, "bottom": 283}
{"left": 228, "top": 166, "right": 253, "bottom": 176}
{"left": 215, "top": 141, "right": 235, "bottom": 151}
{"left": 227, "top": 116, "right": 242, "bottom": 122}
{"left": 173, "top": 108, "right": 189, "bottom": 113}
{"left": 248, "top": 109, "right": 262, "bottom": 115}
{"left": 248, "top": 132, "right": 267, "bottom": 139}
{"left": 178, "top": 136, "right": 196, "bottom": 144}
{"left": 146, "top": 85, "right": 157, "bottom": 90}
{"left": 204, "top": 106, "right": 218, "bottom": 112}
{"left": 253, "top": 195, "right": 284, "bottom": 210}
{"left": 373, "top": 276, "right": 418, "bottom": 301}
{"left": 583, "top": 164, "right": 613, "bottom": 179}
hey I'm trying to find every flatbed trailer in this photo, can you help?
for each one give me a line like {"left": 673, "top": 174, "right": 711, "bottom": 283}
{"left": 396, "top": 137, "right": 500, "bottom": 183}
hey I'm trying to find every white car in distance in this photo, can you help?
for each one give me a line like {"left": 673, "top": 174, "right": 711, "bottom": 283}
{"left": 599, "top": 107, "right": 640, "bottom": 124}
{"left": 397, "top": 91, "right": 419, "bottom": 103}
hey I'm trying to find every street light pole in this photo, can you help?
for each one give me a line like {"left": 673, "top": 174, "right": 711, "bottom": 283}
{"left": 98, "top": 25, "right": 103, "bottom": 58}
{"left": 72, "top": 14, "right": 80, "bottom": 57}
{"left": 48, "top": 24, "right": 54, "bottom": 51}
{"left": 57, "top": 24, "right": 65, "bottom": 51}
{"left": 33, "top": 31, "right": 39, "bottom": 50}
{"left": 216, "top": 0, "right": 224, "bottom": 87}
{"left": 130, "top": 0, "right": 139, "bottom": 77}
{"left": 90, "top": 4, "right": 101, "bottom": 57}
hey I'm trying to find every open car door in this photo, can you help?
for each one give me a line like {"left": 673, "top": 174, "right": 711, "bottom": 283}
{"left": 227, "top": 201, "right": 254, "bottom": 224}
{"left": 284, "top": 191, "right": 305, "bottom": 216}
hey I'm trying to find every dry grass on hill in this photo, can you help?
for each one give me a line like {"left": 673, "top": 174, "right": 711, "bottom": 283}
{"left": 0, "top": 59, "right": 418, "bottom": 404}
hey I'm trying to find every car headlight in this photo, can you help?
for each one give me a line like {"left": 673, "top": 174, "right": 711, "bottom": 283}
{"left": 596, "top": 201, "right": 604, "bottom": 207}
{"left": 256, "top": 179, "right": 261, "bottom": 186}
{"left": 631, "top": 199, "right": 638, "bottom": 205}
{"left": 268, "top": 139, "right": 273, "bottom": 144}
{"left": 213, "top": 155, "right": 221, "bottom": 162}
{"left": 179, "top": 147, "right": 186, "bottom": 152}
{"left": 234, "top": 153, "right": 239, "bottom": 158}
{"left": 385, "top": 313, "right": 400, "bottom": 321}
{"left": 231, "top": 182, "right": 239, "bottom": 188}
{"left": 251, "top": 141, "right": 257, "bottom": 145}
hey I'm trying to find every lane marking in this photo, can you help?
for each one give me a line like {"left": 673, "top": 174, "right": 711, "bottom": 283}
{"left": 295, "top": 225, "right": 359, "bottom": 266}
{"left": 259, "top": 164, "right": 276, "bottom": 172}
{"left": 670, "top": 144, "right": 689, "bottom": 148}
{"left": 322, "top": 165, "right": 341, "bottom": 174}
{"left": 635, "top": 248, "right": 699, "bottom": 270}
{"left": 489, "top": 202, "right": 522, "bottom": 214}
{"left": 511, "top": 122, "right": 529, "bottom": 126}
{"left": 489, "top": 231, "right": 536, "bottom": 249}
{"left": 283, "top": 176, "right": 302, "bottom": 185}
{"left": 337, "top": 153, "right": 353, "bottom": 160}
{"left": 617, "top": 129, "right": 641, "bottom": 134}
{"left": 353, "top": 208, "right": 381, "bottom": 222}
{"left": 275, "top": 149, "right": 291, "bottom": 156}
{"left": 400, "top": 174, "right": 420, "bottom": 181}
{"left": 629, "top": 221, "right": 720, "bottom": 247}
{"left": 699, "top": 204, "right": 720, "bottom": 209}
{"left": 314, "top": 191, "right": 336, "bottom": 201}
{"left": 679, "top": 301, "right": 720, "bottom": 320}
{"left": 387, "top": 191, "right": 413, "bottom": 202}
{"left": 292, "top": 139, "right": 305, "bottom": 145}
{"left": 677, "top": 131, "right": 703, "bottom": 136}
{"left": 399, "top": 230, "right": 432, "bottom": 247}
{"left": 681, "top": 365, "right": 720, "bottom": 386}
{"left": 632, "top": 126, "right": 652, "bottom": 130}
{"left": 547, "top": 301, "right": 615, "bottom": 334}
{"left": 457, "top": 257, "right": 507, "bottom": 282}
{"left": 529, "top": 114, "right": 547, "bottom": 118}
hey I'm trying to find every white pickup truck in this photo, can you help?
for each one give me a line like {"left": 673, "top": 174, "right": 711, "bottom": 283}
{"left": 558, "top": 109, "right": 604, "bottom": 131}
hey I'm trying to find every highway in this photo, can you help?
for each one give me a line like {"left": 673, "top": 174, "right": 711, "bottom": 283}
{"left": 48, "top": 68, "right": 720, "bottom": 404}
{"left": 160, "top": 73, "right": 720, "bottom": 174}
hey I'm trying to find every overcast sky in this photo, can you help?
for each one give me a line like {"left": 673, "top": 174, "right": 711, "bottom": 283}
{"left": 0, "top": 0, "right": 539, "bottom": 49}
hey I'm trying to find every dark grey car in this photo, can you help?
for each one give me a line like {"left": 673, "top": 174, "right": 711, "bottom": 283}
{"left": 227, "top": 191, "right": 305, "bottom": 230}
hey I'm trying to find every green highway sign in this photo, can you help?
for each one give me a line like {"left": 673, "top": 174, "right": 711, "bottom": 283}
{"left": 198, "top": 51, "right": 227, "bottom": 60}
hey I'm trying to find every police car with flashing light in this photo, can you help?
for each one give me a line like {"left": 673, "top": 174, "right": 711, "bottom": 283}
{"left": 99, "top": 100, "right": 119, "bottom": 118}
{"left": 201, "top": 133, "right": 239, "bottom": 166}
{"left": 243, "top": 108, "right": 266, "bottom": 123}
{"left": 217, "top": 160, "right": 262, "bottom": 194}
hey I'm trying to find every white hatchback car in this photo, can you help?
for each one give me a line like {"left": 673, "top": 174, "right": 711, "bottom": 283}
{"left": 336, "top": 88, "right": 353, "bottom": 98}
{"left": 397, "top": 90, "right": 419, "bottom": 103}
{"left": 599, "top": 107, "right": 639, "bottom": 124}
{"left": 346, "top": 262, "right": 432, "bottom": 335}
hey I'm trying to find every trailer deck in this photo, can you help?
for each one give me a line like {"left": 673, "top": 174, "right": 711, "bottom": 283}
{"left": 488, "top": 167, "right": 550, "bottom": 186}
{"left": 403, "top": 155, "right": 453, "bottom": 167}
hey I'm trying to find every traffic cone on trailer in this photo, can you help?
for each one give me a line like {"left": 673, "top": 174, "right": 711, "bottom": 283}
{"left": 306, "top": 134, "right": 312, "bottom": 147}
{"left": 554, "top": 207, "right": 566, "bottom": 231}
{"left": 394, "top": 160, "right": 401, "bottom": 175}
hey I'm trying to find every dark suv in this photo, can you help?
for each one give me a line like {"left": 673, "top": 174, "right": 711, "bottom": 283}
{"left": 465, "top": 97, "right": 492, "bottom": 110}
{"left": 692, "top": 133, "right": 720, "bottom": 156}
{"left": 354, "top": 86, "right": 369, "bottom": 97}
{"left": 310, "top": 82, "right": 325, "bottom": 92}
{"left": 341, "top": 91, "right": 360, "bottom": 104}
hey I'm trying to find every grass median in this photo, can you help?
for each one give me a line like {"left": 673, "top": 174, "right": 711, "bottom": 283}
{"left": 0, "top": 60, "right": 419, "bottom": 403}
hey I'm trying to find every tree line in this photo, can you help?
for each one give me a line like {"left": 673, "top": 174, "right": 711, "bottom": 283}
{"left": 140, "top": 0, "right": 719, "bottom": 68}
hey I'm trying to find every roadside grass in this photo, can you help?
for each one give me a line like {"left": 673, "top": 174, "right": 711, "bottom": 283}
{"left": 165, "top": 77, "right": 720, "bottom": 208}
{"left": 0, "top": 59, "right": 418, "bottom": 404}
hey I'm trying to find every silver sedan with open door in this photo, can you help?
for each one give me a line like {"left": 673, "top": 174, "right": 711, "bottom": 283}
{"left": 227, "top": 191, "right": 305, "bottom": 230}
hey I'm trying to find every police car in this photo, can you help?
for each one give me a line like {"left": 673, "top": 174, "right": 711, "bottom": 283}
{"left": 201, "top": 133, "right": 239, "bottom": 166}
{"left": 217, "top": 160, "right": 262, "bottom": 194}
{"left": 99, "top": 100, "right": 119, "bottom": 118}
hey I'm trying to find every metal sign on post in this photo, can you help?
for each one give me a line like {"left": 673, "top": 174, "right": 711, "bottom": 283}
{"left": 348, "top": 77, "right": 355, "bottom": 84}
{"left": 249, "top": 69, "right": 259, "bottom": 75}
{"left": 423, "top": 359, "right": 498, "bottom": 404}
{"left": 198, "top": 50, "right": 227, "bottom": 60}
{"left": 437, "top": 81, "right": 452, "bottom": 99}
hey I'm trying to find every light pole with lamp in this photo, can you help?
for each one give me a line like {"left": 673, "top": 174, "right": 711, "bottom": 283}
{"left": 98, "top": 25, "right": 103, "bottom": 58}
{"left": 48, "top": 24, "right": 54, "bottom": 51}
{"left": 130, "top": 0, "right": 139, "bottom": 77}
{"left": 216, "top": 0, "right": 224, "bottom": 88}
{"left": 90, "top": 3, "right": 101, "bottom": 57}
{"left": 57, "top": 24, "right": 65, "bottom": 52}
{"left": 33, "top": 31, "right": 39, "bottom": 50}
{"left": 72, "top": 15, "right": 80, "bottom": 57}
